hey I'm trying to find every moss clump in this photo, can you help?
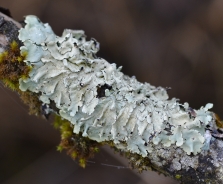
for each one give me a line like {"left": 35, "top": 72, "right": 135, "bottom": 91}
{"left": 19, "top": 91, "right": 42, "bottom": 115}
{"left": 0, "top": 40, "right": 42, "bottom": 115}
{"left": 53, "top": 115, "right": 101, "bottom": 168}
{"left": 175, "top": 174, "right": 181, "bottom": 180}
{"left": 0, "top": 40, "right": 30, "bottom": 85}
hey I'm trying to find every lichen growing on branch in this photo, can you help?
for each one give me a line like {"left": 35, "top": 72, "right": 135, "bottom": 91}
{"left": 18, "top": 15, "right": 215, "bottom": 157}
{"left": 2, "top": 13, "right": 223, "bottom": 183}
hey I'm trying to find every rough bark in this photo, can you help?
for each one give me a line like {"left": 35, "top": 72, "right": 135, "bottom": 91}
{"left": 1, "top": 12, "right": 223, "bottom": 184}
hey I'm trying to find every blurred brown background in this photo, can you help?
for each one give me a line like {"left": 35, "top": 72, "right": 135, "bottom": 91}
{"left": 1, "top": 0, "right": 223, "bottom": 183}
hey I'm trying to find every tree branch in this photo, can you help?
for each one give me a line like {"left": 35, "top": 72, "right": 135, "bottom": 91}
{"left": 1, "top": 12, "right": 223, "bottom": 184}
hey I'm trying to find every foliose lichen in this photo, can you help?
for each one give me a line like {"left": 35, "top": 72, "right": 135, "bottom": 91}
{"left": 18, "top": 15, "right": 215, "bottom": 157}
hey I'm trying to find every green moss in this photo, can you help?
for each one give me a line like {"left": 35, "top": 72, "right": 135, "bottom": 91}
{"left": 53, "top": 115, "right": 101, "bottom": 168}
{"left": 53, "top": 115, "right": 63, "bottom": 129}
{"left": 0, "top": 40, "right": 30, "bottom": 83}
{"left": 56, "top": 145, "right": 64, "bottom": 152}
{"left": 70, "top": 151, "right": 77, "bottom": 159}
{"left": 10, "top": 40, "right": 18, "bottom": 51}
{"left": 19, "top": 91, "right": 42, "bottom": 115}
{"left": 0, "top": 40, "right": 42, "bottom": 115}
{"left": 79, "top": 158, "right": 86, "bottom": 168}
{"left": 0, "top": 51, "right": 8, "bottom": 63}
{"left": 2, "top": 78, "right": 17, "bottom": 91}
{"left": 175, "top": 174, "right": 181, "bottom": 179}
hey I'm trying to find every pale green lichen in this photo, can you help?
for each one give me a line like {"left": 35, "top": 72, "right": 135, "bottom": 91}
{"left": 18, "top": 15, "right": 214, "bottom": 157}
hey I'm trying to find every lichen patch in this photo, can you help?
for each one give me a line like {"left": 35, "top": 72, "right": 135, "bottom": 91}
{"left": 18, "top": 15, "right": 214, "bottom": 157}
